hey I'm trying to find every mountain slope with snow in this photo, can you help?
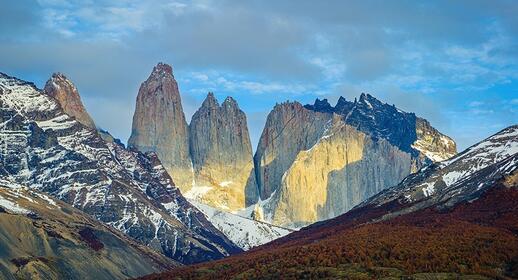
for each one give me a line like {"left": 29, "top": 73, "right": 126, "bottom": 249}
{"left": 190, "top": 201, "right": 292, "bottom": 250}
{"left": 360, "top": 125, "right": 518, "bottom": 214}
{"left": 0, "top": 72, "right": 241, "bottom": 264}
{"left": 0, "top": 176, "right": 175, "bottom": 280}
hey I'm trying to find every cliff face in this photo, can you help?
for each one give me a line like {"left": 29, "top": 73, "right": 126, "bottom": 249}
{"left": 128, "top": 63, "right": 193, "bottom": 189}
{"left": 188, "top": 93, "right": 257, "bottom": 210}
{"left": 254, "top": 102, "right": 330, "bottom": 200}
{"left": 255, "top": 95, "right": 456, "bottom": 228}
{"left": 43, "top": 73, "right": 96, "bottom": 129}
{"left": 262, "top": 115, "right": 411, "bottom": 227}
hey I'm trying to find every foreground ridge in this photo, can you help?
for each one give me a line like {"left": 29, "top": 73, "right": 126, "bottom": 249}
{"left": 0, "top": 176, "right": 176, "bottom": 279}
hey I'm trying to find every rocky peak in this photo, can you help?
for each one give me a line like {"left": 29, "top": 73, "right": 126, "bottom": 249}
{"left": 42, "top": 72, "right": 96, "bottom": 129}
{"left": 151, "top": 62, "right": 173, "bottom": 77}
{"left": 128, "top": 63, "right": 193, "bottom": 189}
{"left": 201, "top": 92, "right": 219, "bottom": 108}
{"left": 189, "top": 93, "right": 258, "bottom": 210}
{"left": 223, "top": 96, "right": 238, "bottom": 108}
{"left": 358, "top": 93, "right": 378, "bottom": 109}
{"left": 304, "top": 98, "right": 333, "bottom": 113}
{"left": 334, "top": 96, "right": 354, "bottom": 114}
{"left": 301, "top": 93, "right": 455, "bottom": 162}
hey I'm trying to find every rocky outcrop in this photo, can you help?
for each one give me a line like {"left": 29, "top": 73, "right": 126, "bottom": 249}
{"left": 0, "top": 72, "right": 241, "bottom": 264}
{"left": 255, "top": 94, "right": 457, "bottom": 227}
{"left": 412, "top": 117, "right": 457, "bottom": 162}
{"left": 43, "top": 73, "right": 96, "bottom": 129}
{"left": 128, "top": 63, "right": 193, "bottom": 189}
{"left": 188, "top": 93, "right": 257, "bottom": 210}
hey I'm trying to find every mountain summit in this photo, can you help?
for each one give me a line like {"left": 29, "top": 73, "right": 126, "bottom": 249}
{"left": 188, "top": 92, "right": 258, "bottom": 210}
{"left": 43, "top": 72, "right": 96, "bottom": 129}
{"left": 128, "top": 62, "right": 193, "bottom": 189}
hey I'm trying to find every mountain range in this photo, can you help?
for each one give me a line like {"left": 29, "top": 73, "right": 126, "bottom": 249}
{"left": 0, "top": 63, "right": 515, "bottom": 280}
{"left": 0, "top": 72, "right": 241, "bottom": 269}
{"left": 128, "top": 63, "right": 456, "bottom": 229}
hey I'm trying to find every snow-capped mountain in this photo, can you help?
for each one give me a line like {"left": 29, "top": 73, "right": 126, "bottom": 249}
{"left": 0, "top": 72, "right": 241, "bottom": 264}
{"left": 0, "top": 176, "right": 175, "bottom": 279}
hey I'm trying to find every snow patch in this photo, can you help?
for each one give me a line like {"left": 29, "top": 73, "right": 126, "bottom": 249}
{"left": 0, "top": 195, "right": 30, "bottom": 214}
{"left": 191, "top": 200, "right": 291, "bottom": 250}
{"left": 421, "top": 182, "right": 435, "bottom": 197}
{"left": 184, "top": 185, "right": 213, "bottom": 200}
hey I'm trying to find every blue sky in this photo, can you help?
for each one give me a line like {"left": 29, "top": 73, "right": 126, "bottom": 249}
{"left": 1, "top": 0, "right": 517, "bottom": 151}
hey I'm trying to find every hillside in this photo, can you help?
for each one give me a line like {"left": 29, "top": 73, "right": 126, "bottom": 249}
{"left": 0, "top": 177, "right": 175, "bottom": 279}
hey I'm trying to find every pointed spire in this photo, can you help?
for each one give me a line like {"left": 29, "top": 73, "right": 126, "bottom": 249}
{"left": 202, "top": 92, "right": 219, "bottom": 108}
{"left": 313, "top": 98, "right": 333, "bottom": 112}
{"left": 43, "top": 73, "right": 96, "bottom": 129}
{"left": 336, "top": 96, "right": 347, "bottom": 107}
{"left": 335, "top": 96, "right": 353, "bottom": 113}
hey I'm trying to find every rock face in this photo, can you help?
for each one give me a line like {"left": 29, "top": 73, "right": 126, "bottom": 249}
{"left": 0, "top": 178, "right": 176, "bottom": 280}
{"left": 255, "top": 95, "right": 456, "bottom": 227}
{"left": 128, "top": 63, "right": 193, "bottom": 189}
{"left": 188, "top": 93, "right": 258, "bottom": 210}
{"left": 129, "top": 65, "right": 259, "bottom": 212}
{"left": 0, "top": 72, "right": 241, "bottom": 264}
{"left": 43, "top": 73, "right": 96, "bottom": 129}
{"left": 254, "top": 102, "right": 330, "bottom": 200}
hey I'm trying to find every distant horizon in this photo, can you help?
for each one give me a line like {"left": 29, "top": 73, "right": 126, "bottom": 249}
{"left": 2, "top": 1, "right": 517, "bottom": 151}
